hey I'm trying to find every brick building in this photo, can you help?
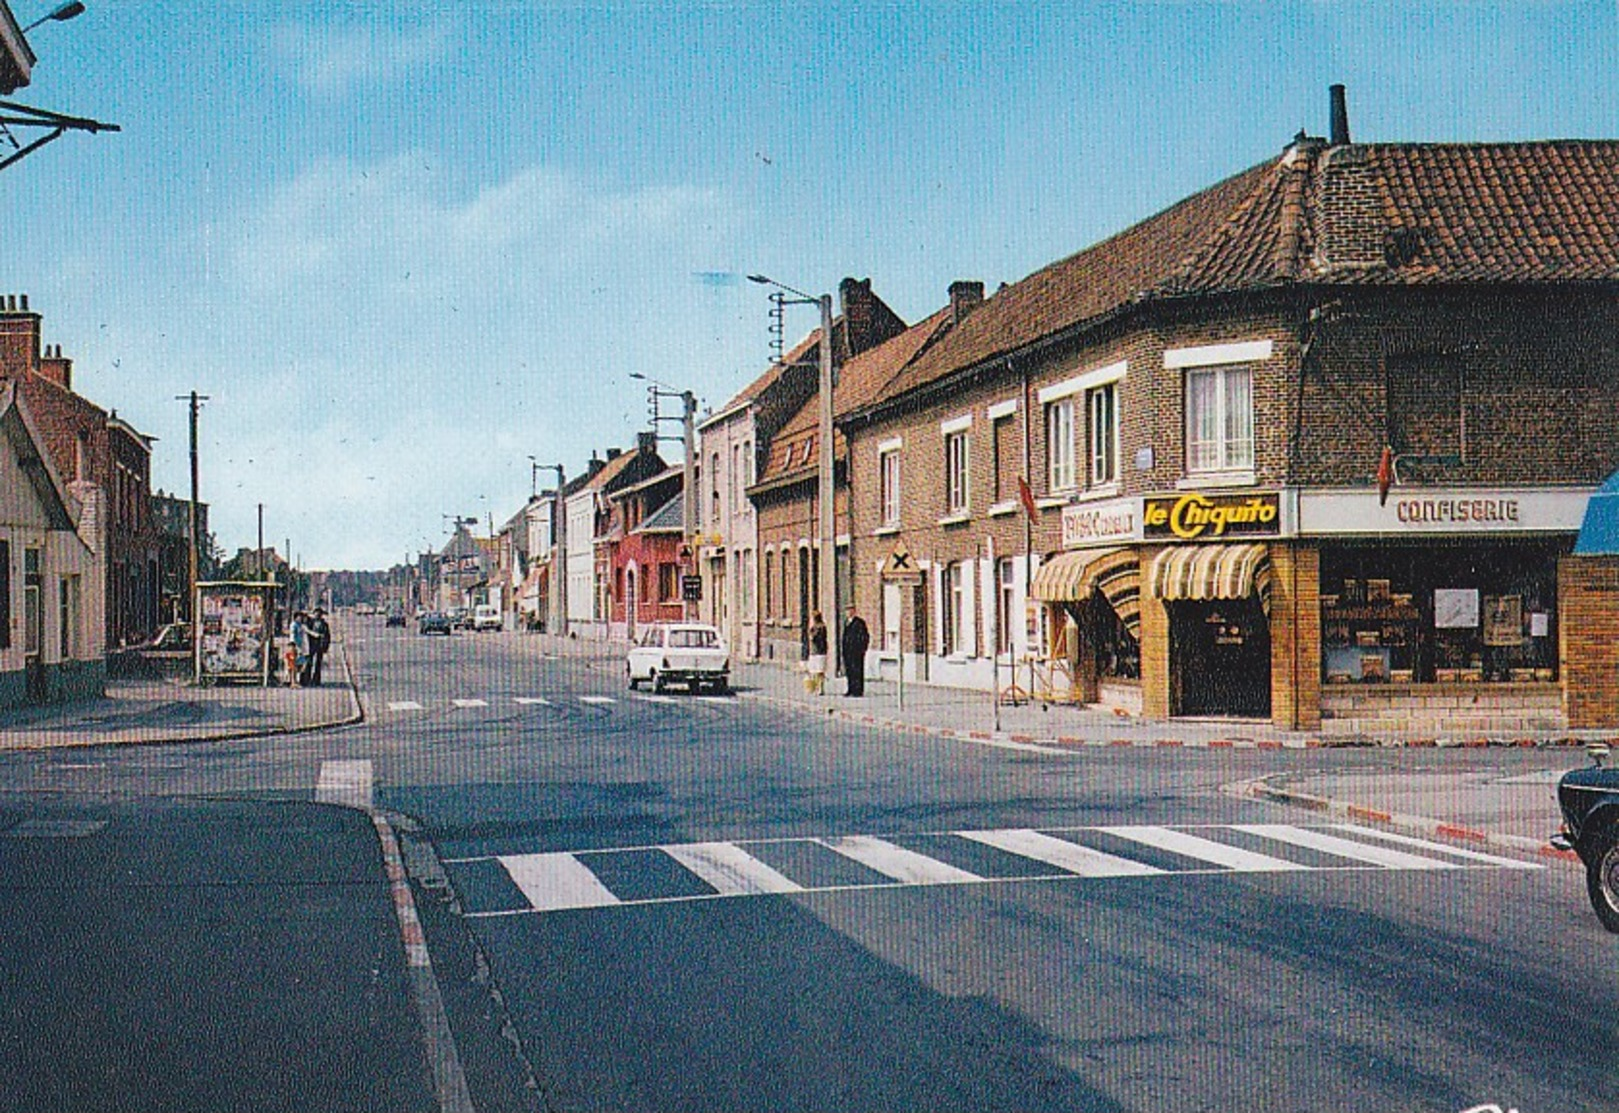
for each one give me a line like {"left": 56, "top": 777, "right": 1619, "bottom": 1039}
{"left": 840, "top": 95, "right": 1619, "bottom": 732}
{"left": 606, "top": 472, "right": 686, "bottom": 641}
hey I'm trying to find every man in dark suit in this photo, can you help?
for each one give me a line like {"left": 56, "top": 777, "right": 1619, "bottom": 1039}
{"left": 841, "top": 606, "right": 870, "bottom": 697}
{"left": 305, "top": 607, "right": 331, "bottom": 686}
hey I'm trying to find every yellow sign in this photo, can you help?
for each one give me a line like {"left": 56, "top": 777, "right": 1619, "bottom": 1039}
{"left": 881, "top": 543, "right": 923, "bottom": 583}
{"left": 1143, "top": 492, "right": 1280, "bottom": 541}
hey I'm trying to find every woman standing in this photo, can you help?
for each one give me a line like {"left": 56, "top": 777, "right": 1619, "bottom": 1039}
{"left": 805, "top": 611, "right": 828, "bottom": 695}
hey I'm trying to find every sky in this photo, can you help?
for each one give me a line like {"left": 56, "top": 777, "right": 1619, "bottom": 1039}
{"left": 2, "top": 1, "right": 1615, "bottom": 570}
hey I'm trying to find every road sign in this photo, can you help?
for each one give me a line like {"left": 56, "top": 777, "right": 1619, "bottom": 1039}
{"left": 881, "top": 543, "right": 923, "bottom": 585}
{"left": 681, "top": 575, "right": 703, "bottom": 602}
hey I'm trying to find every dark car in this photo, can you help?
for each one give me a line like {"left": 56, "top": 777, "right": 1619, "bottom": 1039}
{"left": 418, "top": 611, "right": 453, "bottom": 636}
{"left": 385, "top": 604, "right": 406, "bottom": 628}
{"left": 1553, "top": 743, "right": 1619, "bottom": 931}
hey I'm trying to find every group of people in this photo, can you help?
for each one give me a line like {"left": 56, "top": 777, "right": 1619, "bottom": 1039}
{"left": 805, "top": 607, "right": 870, "bottom": 697}
{"left": 284, "top": 608, "right": 330, "bottom": 688}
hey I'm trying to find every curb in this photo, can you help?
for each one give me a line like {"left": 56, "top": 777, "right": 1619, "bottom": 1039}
{"left": 1222, "top": 773, "right": 1580, "bottom": 863}
{"left": 735, "top": 689, "right": 1604, "bottom": 754}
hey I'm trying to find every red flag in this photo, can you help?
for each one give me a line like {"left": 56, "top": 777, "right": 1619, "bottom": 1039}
{"left": 1018, "top": 476, "right": 1039, "bottom": 521}
{"left": 1376, "top": 446, "right": 1394, "bottom": 506}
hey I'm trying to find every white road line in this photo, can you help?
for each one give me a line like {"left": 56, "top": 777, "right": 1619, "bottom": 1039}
{"left": 957, "top": 828, "right": 1164, "bottom": 877}
{"left": 451, "top": 699, "right": 489, "bottom": 709}
{"left": 1098, "top": 825, "right": 1309, "bottom": 872}
{"left": 316, "top": 759, "right": 374, "bottom": 809}
{"left": 1234, "top": 824, "right": 1457, "bottom": 870}
{"left": 662, "top": 842, "right": 804, "bottom": 896}
{"left": 512, "top": 697, "right": 551, "bottom": 706}
{"left": 1328, "top": 824, "right": 1544, "bottom": 869}
{"left": 387, "top": 700, "right": 424, "bottom": 712}
{"left": 820, "top": 835, "right": 983, "bottom": 885}
{"left": 500, "top": 853, "right": 621, "bottom": 912}
{"left": 696, "top": 696, "right": 734, "bottom": 704}
{"left": 579, "top": 696, "right": 617, "bottom": 705}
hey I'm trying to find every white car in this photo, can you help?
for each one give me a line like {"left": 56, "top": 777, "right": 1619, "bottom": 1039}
{"left": 626, "top": 623, "right": 730, "bottom": 694}
{"left": 472, "top": 604, "right": 502, "bottom": 631}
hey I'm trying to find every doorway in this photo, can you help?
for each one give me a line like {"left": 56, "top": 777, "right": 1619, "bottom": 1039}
{"left": 1170, "top": 598, "right": 1270, "bottom": 718}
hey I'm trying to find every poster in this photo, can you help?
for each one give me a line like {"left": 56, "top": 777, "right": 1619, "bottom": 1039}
{"left": 1433, "top": 588, "right": 1479, "bottom": 630}
{"left": 1483, "top": 595, "right": 1523, "bottom": 647}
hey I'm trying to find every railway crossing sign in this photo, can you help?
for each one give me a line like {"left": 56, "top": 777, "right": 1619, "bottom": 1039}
{"left": 881, "top": 543, "right": 923, "bottom": 585}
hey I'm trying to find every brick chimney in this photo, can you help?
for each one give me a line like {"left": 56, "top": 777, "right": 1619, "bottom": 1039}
{"left": 0, "top": 294, "right": 40, "bottom": 382}
{"left": 838, "top": 277, "right": 908, "bottom": 359}
{"left": 39, "top": 343, "right": 71, "bottom": 391}
{"left": 605, "top": 446, "right": 622, "bottom": 461}
{"left": 949, "top": 280, "right": 985, "bottom": 325}
{"left": 636, "top": 430, "right": 657, "bottom": 455}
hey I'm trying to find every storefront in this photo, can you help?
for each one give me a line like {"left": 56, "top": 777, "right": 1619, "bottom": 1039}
{"left": 1149, "top": 540, "right": 1274, "bottom": 718}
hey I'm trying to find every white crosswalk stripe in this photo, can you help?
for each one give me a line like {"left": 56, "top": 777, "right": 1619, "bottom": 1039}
{"left": 457, "top": 823, "right": 1539, "bottom": 919}
{"left": 512, "top": 697, "right": 551, "bottom": 706}
{"left": 315, "top": 760, "right": 373, "bottom": 809}
{"left": 578, "top": 696, "right": 617, "bottom": 705}
{"left": 451, "top": 699, "right": 489, "bottom": 709}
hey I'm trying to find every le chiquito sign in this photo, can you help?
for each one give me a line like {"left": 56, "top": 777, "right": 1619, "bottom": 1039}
{"left": 1144, "top": 493, "right": 1281, "bottom": 541}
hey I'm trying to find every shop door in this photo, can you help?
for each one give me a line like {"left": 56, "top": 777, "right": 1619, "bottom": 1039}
{"left": 1172, "top": 599, "right": 1270, "bottom": 718}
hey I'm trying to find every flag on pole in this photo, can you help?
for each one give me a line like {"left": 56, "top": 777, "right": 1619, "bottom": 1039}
{"left": 1376, "top": 446, "right": 1395, "bottom": 506}
{"left": 1018, "top": 476, "right": 1039, "bottom": 521}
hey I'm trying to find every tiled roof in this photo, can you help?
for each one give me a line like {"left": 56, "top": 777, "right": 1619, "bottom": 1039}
{"left": 636, "top": 491, "right": 685, "bottom": 533}
{"left": 759, "top": 308, "right": 954, "bottom": 484}
{"left": 871, "top": 139, "right": 1619, "bottom": 407}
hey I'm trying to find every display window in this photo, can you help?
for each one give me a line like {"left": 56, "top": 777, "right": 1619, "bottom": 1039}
{"left": 1319, "top": 541, "right": 1565, "bottom": 684}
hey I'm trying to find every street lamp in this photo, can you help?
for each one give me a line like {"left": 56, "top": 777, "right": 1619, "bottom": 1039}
{"left": 747, "top": 273, "right": 837, "bottom": 684}
{"left": 21, "top": 1, "right": 84, "bottom": 33}
{"left": 529, "top": 457, "right": 566, "bottom": 635}
{"left": 631, "top": 371, "right": 698, "bottom": 620}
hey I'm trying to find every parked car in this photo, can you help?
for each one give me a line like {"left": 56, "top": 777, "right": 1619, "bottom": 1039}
{"left": 626, "top": 623, "right": 729, "bottom": 693}
{"left": 385, "top": 604, "right": 406, "bottom": 628}
{"left": 1553, "top": 743, "right": 1619, "bottom": 931}
{"left": 447, "top": 606, "right": 473, "bottom": 630}
{"left": 473, "top": 604, "right": 502, "bottom": 631}
{"left": 418, "top": 611, "right": 453, "bottom": 636}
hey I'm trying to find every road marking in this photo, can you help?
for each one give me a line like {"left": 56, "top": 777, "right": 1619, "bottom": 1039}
{"left": 579, "top": 696, "right": 617, "bottom": 705}
{"left": 451, "top": 699, "right": 489, "bottom": 709}
{"left": 820, "top": 835, "right": 983, "bottom": 885}
{"left": 696, "top": 695, "right": 734, "bottom": 704}
{"left": 387, "top": 700, "right": 424, "bottom": 712}
{"left": 1098, "top": 825, "right": 1309, "bottom": 872}
{"left": 316, "top": 759, "right": 374, "bottom": 809}
{"left": 957, "top": 828, "right": 1164, "bottom": 877}
{"left": 661, "top": 842, "right": 804, "bottom": 895}
{"left": 1328, "top": 824, "right": 1544, "bottom": 869}
{"left": 499, "top": 853, "right": 621, "bottom": 912}
{"left": 633, "top": 694, "right": 679, "bottom": 705}
{"left": 1233, "top": 823, "right": 1457, "bottom": 870}
{"left": 2, "top": 818, "right": 108, "bottom": 838}
{"left": 513, "top": 697, "right": 551, "bottom": 706}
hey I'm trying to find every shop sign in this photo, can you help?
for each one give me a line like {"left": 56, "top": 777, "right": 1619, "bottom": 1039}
{"left": 1061, "top": 497, "right": 1140, "bottom": 549}
{"left": 1142, "top": 492, "right": 1281, "bottom": 541}
{"left": 1297, "top": 488, "right": 1592, "bottom": 535}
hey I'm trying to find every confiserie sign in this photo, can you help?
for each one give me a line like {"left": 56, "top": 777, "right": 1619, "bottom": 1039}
{"left": 1143, "top": 492, "right": 1282, "bottom": 540}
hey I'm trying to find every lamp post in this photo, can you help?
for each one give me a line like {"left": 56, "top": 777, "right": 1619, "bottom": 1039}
{"left": 529, "top": 457, "right": 565, "bottom": 635}
{"left": 21, "top": 1, "right": 84, "bottom": 33}
{"left": 630, "top": 372, "right": 698, "bottom": 620}
{"left": 747, "top": 274, "right": 837, "bottom": 685}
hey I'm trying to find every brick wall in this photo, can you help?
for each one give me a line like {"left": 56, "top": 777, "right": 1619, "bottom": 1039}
{"left": 1559, "top": 555, "right": 1619, "bottom": 729}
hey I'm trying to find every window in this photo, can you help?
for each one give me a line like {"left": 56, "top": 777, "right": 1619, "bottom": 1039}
{"left": 942, "top": 562, "right": 964, "bottom": 655}
{"left": 731, "top": 444, "right": 742, "bottom": 518}
{"left": 741, "top": 549, "right": 755, "bottom": 620}
{"left": 658, "top": 563, "right": 679, "bottom": 602}
{"left": 1089, "top": 383, "right": 1117, "bottom": 486}
{"left": 762, "top": 551, "right": 774, "bottom": 619}
{"left": 710, "top": 453, "right": 721, "bottom": 527}
{"left": 1185, "top": 364, "right": 1253, "bottom": 473}
{"left": 0, "top": 540, "right": 9, "bottom": 650}
{"left": 945, "top": 431, "right": 970, "bottom": 514}
{"left": 24, "top": 547, "right": 40, "bottom": 656}
{"left": 60, "top": 575, "right": 79, "bottom": 659}
{"left": 1046, "top": 398, "right": 1075, "bottom": 491}
{"left": 996, "top": 558, "right": 1017, "bottom": 656}
{"left": 879, "top": 449, "right": 901, "bottom": 528}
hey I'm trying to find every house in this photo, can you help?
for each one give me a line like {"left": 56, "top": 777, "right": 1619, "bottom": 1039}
{"left": 563, "top": 434, "right": 668, "bottom": 639}
{"left": 841, "top": 88, "right": 1619, "bottom": 733}
{"left": 605, "top": 470, "right": 686, "bottom": 641}
{"left": 0, "top": 383, "right": 102, "bottom": 707}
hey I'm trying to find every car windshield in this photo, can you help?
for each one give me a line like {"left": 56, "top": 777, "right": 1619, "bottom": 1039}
{"left": 668, "top": 628, "right": 718, "bottom": 648}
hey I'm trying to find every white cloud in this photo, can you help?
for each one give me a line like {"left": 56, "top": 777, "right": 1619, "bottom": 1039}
{"left": 273, "top": 22, "right": 450, "bottom": 97}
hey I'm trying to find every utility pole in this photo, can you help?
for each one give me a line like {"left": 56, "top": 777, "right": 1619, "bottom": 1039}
{"left": 256, "top": 503, "right": 264, "bottom": 580}
{"left": 681, "top": 389, "right": 697, "bottom": 622}
{"left": 815, "top": 291, "right": 836, "bottom": 684}
{"left": 175, "top": 391, "right": 209, "bottom": 621}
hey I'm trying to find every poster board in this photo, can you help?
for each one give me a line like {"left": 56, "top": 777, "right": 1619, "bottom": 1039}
{"left": 195, "top": 581, "right": 276, "bottom": 685}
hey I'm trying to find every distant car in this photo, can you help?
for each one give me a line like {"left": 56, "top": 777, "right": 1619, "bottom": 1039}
{"left": 472, "top": 604, "right": 502, "bottom": 631}
{"left": 418, "top": 611, "right": 453, "bottom": 636}
{"left": 447, "top": 606, "right": 473, "bottom": 630}
{"left": 385, "top": 604, "right": 406, "bottom": 628}
{"left": 1553, "top": 743, "right": 1619, "bottom": 931}
{"left": 626, "top": 623, "right": 729, "bottom": 693}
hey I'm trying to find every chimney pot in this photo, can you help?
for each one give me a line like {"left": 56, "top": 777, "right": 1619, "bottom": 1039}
{"left": 1329, "top": 84, "right": 1350, "bottom": 146}
{"left": 20, "top": 294, "right": 27, "bottom": 311}
{"left": 948, "top": 280, "right": 985, "bottom": 325}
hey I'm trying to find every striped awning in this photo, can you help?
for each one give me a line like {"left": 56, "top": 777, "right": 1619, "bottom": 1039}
{"left": 1032, "top": 548, "right": 1142, "bottom": 638}
{"left": 1149, "top": 543, "right": 1271, "bottom": 604}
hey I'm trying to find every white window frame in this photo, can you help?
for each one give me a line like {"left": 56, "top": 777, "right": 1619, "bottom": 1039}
{"left": 1089, "top": 382, "right": 1117, "bottom": 487}
{"left": 944, "top": 430, "right": 970, "bottom": 515}
{"left": 879, "top": 447, "right": 902, "bottom": 529}
{"left": 942, "top": 562, "right": 965, "bottom": 656}
{"left": 996, "top": 557, "right": 1018, "bottom": 657}
{"left": 1046, "top": 398, "right": 1075, "bottom": 492}
{"left": 1184, "top": 362, "right": 1254, "bottom": 474}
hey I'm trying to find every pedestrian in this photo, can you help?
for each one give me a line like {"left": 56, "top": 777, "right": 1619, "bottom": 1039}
{"left": 805, "top": 611, "right": 828, "bottom": 695}
{"left": 841, "top": 605, "right": 870, "bottom": 697}
{"left": 306, "top": 607, "right": 331, "bottom": 686}
{"left": 288, "top": 611, "right": 309, "bottom": 689}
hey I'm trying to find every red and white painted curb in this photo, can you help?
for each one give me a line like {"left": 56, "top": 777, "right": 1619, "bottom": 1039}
{"left": 1224, "top": 774, "right": 1580, "bottom": 864}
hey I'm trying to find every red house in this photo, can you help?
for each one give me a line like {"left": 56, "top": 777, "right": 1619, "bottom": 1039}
{"left": 606, "top": 468, "right": 687, "bottom": 642}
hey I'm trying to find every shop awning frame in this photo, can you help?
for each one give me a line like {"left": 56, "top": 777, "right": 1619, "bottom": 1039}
{"left": 1149, "top": 543, "right": 1272, "bottom": 608}
{"left": 1032, "top": 547, "right": 1141, "bottom": 637}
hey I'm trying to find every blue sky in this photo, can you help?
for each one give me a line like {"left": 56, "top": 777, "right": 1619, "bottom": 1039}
{"left": 3, "top": 1, "right": 1615, "bottom": 569}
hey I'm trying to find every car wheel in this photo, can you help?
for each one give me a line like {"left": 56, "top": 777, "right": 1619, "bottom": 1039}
{"left": 652, "top": 670, "right": 665, "bottom": 694}
{"left": 627, "top": 665, "right": 639, "bottom": 691}
{"left": 1586, "top": 828, "right": 1619, "bottom": 933}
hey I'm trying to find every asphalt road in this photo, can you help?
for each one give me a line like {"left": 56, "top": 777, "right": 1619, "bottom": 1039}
{"left": 2, "top": 617, "right": 1616, "bottom": 1112}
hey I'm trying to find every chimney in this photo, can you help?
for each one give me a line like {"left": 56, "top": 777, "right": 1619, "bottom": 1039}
{"left": 949, "top": 280, "right": 985, "bottom": 325}
{"left": 0, "top": 293, "right": 41, "bottom": 383}
{"left": 1329, "top": 84, "right": 1350, "bottom": 146}
{"left": 636, "top": 430, "right": 657, "bottom": 455}
{"left": 838, "top": 277, "right": 877, "bottom": 361}
{"left": 39, "top": 343, "right": 71, "bottom": 391}
{"left": 605, "top": 446, "right": 622, "bottom": 461}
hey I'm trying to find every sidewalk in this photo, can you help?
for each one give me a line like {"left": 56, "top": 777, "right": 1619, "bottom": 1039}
{"left": 0, "top": 641, "right": 362, "bottom": 751}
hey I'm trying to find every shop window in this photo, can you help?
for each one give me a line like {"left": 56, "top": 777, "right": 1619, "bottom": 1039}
{"left": 1185, "top": 364, "right": 1253, "bottom": 473}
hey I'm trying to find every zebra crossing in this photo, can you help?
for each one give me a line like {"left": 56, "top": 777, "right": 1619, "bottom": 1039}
{"left": 448, "top": 821, "right": 1541, "bottom": 918}
{"left": 381, "top": 692, "right": 736, "bottom": 714}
